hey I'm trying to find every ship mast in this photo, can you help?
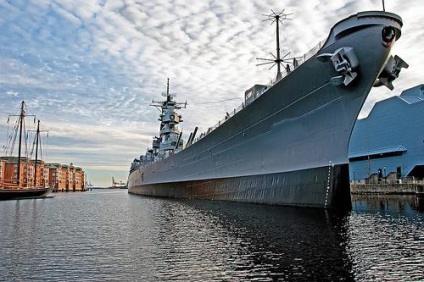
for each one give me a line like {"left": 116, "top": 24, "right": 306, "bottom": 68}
{"left": 275, "top": 13, "right": 282, "bottom": 79}
{"left": 17, "top": 101, "right": 25, "bottom": 187}
{"left": 29, "top": 119, "right": 48, "bottom": 187}
{"left": 166, "top": 78, "right": 171, "bottom": 102}
{"left": 8, "top": 101, "right": 36, "bottom": 187}
{"left": 257, "top": 10, "right": 293, "bottom": 81}
{"left": 34, "top": 120, "right": 40, "bottom": 188}
{"left": 150, "top": 78, "right": 187, "bottom": 158}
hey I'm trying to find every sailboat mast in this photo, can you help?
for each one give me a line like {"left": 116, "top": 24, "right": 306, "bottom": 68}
{"left": 34, "top": 119, "right": 40, "bottom": 188}
{"left": 17, "top": 101, "right": 25, "bottom": 187}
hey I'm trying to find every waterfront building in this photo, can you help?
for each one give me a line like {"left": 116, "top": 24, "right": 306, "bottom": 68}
{"left": 74, "top": 167, "right": 85, "bottom": 191}
{"left": 47, "top": 163, "right": 87, "bottom": 192}
{"left": 0, "top": 159, "right": 5, "bottom": 186}
{"left": 349, "top": 85, "right": 424, "bottom": 182}
{"left": 0, "top": 159, "right": 6, "bottom": 187}
{"left": 49, "top": 163, "right": 65, "bottom": 191}
{"left": 1, "top": 157, "right": 48, "bottom": 188}
{"left": 61, "top": 164, "right": 72, "bottom": 191}
{"left": 0, "top": 156, "right": 30, "bottom": 187}
{"left": 0, "top": 158, "right": 86, "bottom": 191}
{"left": 30, "top": 160, "right": 49, "bottom": 188}
{"left": 59, "top": 164, "right": 69, "bottom": 191}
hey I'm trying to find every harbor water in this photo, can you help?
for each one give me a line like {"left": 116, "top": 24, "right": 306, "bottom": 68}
{"left": 0, "top": 190, "right": 423, "bottom": 281}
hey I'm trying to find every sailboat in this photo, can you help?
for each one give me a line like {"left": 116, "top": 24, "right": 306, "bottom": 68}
{"left": 0, "top": 101, "right": 53, "bottom": 200}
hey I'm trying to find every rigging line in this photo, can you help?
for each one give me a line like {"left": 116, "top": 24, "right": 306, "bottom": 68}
{"left": 5, "top": 121, "right": 15, "bottom": 154}
{"left": 43, "top": 133, "right": 49, "bottom": 162}
{"left": 281, "top": 30, "right": 296, "bottom": 60}
{"left": 9, "top": 120, "right": 19, "bottom": 156}
{"left": 3, "top": 127, "right": 9, "bottom": 154}
{"left": 30, "top": 133, "right": 37, "bottom": 157}
{"left": 4, "top": 117, "right": 11, "bottom": 153}
{"left": 23, "top": 103, "right": 37, "bottom": 121}
{"left": 23, "top": 123, "right": 27, "bottom": 158}
{"left": 38, "top": 133, "right": 47, "bottom": 161}
{"left": 38, "top": 133, "right": 42, "bottom": 160}
{"left": 193, "top": 97, "right": 241, "bottom": 105}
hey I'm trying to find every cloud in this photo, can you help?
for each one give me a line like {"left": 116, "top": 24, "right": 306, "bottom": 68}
{"left": 1, "top": 0, "right": 423, "bottom": 185}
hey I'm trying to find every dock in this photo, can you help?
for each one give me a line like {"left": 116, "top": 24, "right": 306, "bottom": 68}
{"left": 351, "top": 183, "right": 424, "bottom": 195}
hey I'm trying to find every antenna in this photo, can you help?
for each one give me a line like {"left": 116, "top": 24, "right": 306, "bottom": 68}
{"left": 382, "top": 0, "right": 385, "bottom": 11}
{"left": 256, "top": 9, "right": 293, "bottom": 80}
{"left": 151, "top": 78, "right": 187, "bottom": 110}
{"left": 166, "top": 78, "right": 170, "bottom": 102}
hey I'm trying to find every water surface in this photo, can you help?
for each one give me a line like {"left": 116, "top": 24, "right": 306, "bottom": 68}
{"left": 0, "top": 190, "right": 423, "bottom": 281}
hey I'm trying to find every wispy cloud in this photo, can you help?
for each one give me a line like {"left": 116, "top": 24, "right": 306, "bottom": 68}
{"left": 1, "top": 0, "right": 423, "bottom": 185}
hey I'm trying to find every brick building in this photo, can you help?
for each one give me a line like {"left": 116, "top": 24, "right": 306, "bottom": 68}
{"left": 48, "top": 163, "right": 85, "bottom": 192}
{"left": 0, "top": 156, "right": 31, "bottom": 187}
{"left": 0, "top": 159, "right": 86, "bottom": 192}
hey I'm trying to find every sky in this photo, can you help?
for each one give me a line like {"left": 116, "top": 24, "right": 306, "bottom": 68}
{"left": 0, "top": 0, "right": 423, "bottom": 187}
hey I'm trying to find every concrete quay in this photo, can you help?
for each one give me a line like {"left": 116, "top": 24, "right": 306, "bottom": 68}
{"left": 351, "top": 183, "right": 424, "bottom": 195}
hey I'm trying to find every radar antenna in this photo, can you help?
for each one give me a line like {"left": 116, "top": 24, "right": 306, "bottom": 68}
{"left": 151, "top": 78, "right": 187, "bottom": 110}
{"left": 160, "top": 78, "right": 175, "bottom": 101}
{"left": 256, "top": 9, "right": 294, "bottom": 80}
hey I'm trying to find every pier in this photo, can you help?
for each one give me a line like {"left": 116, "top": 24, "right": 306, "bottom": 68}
{"left": 351, "top": 183, "right": 424, "bottom": 195}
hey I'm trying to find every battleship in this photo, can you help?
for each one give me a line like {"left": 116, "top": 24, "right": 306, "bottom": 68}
{"left": 128, "top": 10, "right": 407, "bottom": 209}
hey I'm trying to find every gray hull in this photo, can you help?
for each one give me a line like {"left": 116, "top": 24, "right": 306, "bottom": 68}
{"left": 128, "top": 11, "right": 403, "bottom": 209}
{"left": 130, "top": 164, "right": 350, "bottom": 209}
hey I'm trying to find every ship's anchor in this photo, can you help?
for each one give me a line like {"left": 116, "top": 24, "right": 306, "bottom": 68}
{"left": 317, "top": 47, "right": 359, "bottom": 86}
{"left": 373, "top": 55, "right": 408, "bottom": 90}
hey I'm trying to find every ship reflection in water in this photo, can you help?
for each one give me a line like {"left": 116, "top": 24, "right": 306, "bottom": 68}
{"left": 153, "top": 201, "right": 355, "bottom": 280}
{"left": 0, "top": 191, "right": 422, "bottom": 280}
{"left": 352, "top": 194, "right": 424, "bottom": 214}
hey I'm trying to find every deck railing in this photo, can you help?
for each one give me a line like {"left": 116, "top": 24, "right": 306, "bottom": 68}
{"left": 191, "top": 40, "right": 325, "bottom": 145}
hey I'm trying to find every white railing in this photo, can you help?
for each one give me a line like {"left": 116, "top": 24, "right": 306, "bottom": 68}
{"left": 190, "top": 40, "right": 326, "bottom": 146}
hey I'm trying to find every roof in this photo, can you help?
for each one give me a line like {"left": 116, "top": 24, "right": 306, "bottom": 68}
{"left": 399, "top": 84, "right": 424, "bottom": 104}
{"left": 349, "top": 145, "right": 407, "bottom": 159}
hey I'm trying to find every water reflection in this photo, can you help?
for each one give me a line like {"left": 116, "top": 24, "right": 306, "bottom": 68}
{"left": 157, "top": 199, "right": 355, "bottom": 280}
{"left": 348, "top": 195, "right": 424, "bottom": 280}
{"left": 1, "top": 191, "right": 422, "bottom": 281}
{"left": 351, "top": 194, "right": 424, "bottom": 214}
